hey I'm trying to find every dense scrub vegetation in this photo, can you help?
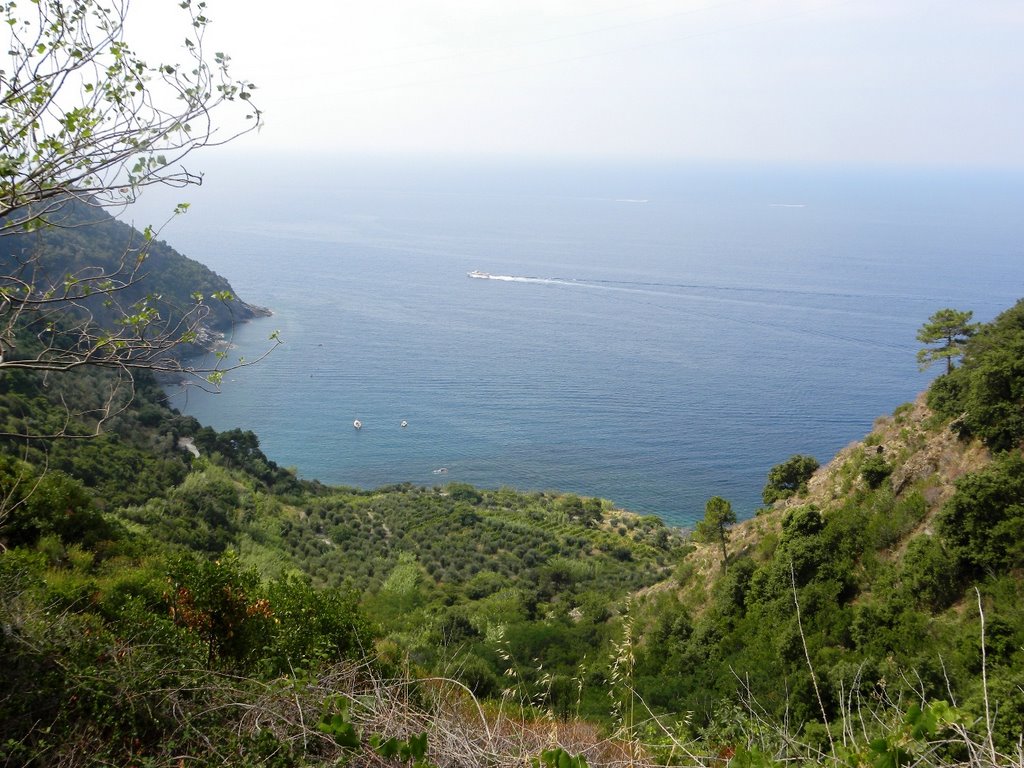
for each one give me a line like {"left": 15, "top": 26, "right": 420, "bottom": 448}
{"left": 928, "top": 299, "right": 1024, "bottom": 449}
{"left": 3, "top": 296, "right": 1024, "bottom": 765}
{"left": 625, "top": 302, "right": 1024, "bottom": 747}
{"left": 0, "top": 355, "right": 688, "bottom": 762}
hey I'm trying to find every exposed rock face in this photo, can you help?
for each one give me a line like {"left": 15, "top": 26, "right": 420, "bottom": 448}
{"left": 177, "top": 437, "right": 200, "bottom": 458}
{"left": 802, "top": 393, "right": 988, "bottom": 514}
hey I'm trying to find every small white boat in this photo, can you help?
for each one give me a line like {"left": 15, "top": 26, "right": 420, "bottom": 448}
{"left": 432, "top": 467, "right": 448, "bottom": 474}
{"left": 468, "top": 270, "right": 491, "bottom": 279}
{"left": 401, "top": 420, "right": 408, "bottom": 428}
{"left": 353, "top": 419, "right": 362, "bottom": 430}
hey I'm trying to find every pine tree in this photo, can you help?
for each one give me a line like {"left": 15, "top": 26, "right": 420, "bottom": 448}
{"left": 694, "top": 496, "right": 736, "bottom": 573}
{"left": 917, "top": 308, "right": 978, "bottom": 373}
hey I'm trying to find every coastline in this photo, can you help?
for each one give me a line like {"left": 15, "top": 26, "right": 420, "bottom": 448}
{"left": 158, "top": 300, "right": 275, "bottom": 388}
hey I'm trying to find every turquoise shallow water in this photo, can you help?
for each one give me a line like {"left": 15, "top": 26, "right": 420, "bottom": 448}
{"left": 139, "top": 158, "right": 1024, "bottom": 526}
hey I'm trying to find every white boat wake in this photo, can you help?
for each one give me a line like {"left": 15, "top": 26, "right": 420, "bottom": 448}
{"left": 468, "top": 270, "right": 566, "bottom": 285}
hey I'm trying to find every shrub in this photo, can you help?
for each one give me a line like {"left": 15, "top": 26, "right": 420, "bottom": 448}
{"left": 1, "top": 461, "right": 113, "bottom": 549}
{"left": 937, "top": 452, "right": 1024, "bottom": 575}
{"left": 165, "top": 553, "right": 273, "bottom": 668}
{"left": 861, "top": 453, "right": 893, "bottom": 489}
{"left": 763, "top": 455, "right": 820, "bottom": 505}
{"left": 899, "top": 535, "right": 961, "bottom": 611}
{"left": 446, "top": 483, "right": 482, "bottom": 503}
{"left": 265, "top": 574, "right": 368, "bottom": 671}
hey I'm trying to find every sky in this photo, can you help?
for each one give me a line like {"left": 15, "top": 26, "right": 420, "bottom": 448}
{"left": 129, "top": 0, "right": 1024, "bottom": 168}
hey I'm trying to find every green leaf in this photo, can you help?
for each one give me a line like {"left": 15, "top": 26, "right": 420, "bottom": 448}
{"left": 333, "top": 723, "right": 359, "bottom": 749}
{"left": 868, "top": 738, "right": 912, "bottom": 768}
{"left": 374, "top": 736, "right": 400, "bottom": 759}
{"left": 408, "top": 732, "right": 428, "bottom": 761}
{"left": 730, "top": 747, "right": 779, "bottom": 768}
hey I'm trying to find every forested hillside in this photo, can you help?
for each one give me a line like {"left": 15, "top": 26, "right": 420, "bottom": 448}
{"left": 624, "top": 300, "right": 1024, "bottom": 747}
{"left": 2, "top": 225, "right": 1024, "bottom": 765}
{"left": 0, "top": 198, "right": 268, "bottom": 354}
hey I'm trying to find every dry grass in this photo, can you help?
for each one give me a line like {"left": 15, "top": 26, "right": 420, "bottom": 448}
{"left": 197, "top": 659, "right": 696, "bottom": 768}
{"left": 30, "top": 646, "right": 1021, "bottom": 768}
{"left": 188, "top": 656, "right": 1022, "bottom": 768}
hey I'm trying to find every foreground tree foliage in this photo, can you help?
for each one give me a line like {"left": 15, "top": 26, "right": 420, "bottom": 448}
{"left": 0, "top": 0, "right": 273, "bottom": 431}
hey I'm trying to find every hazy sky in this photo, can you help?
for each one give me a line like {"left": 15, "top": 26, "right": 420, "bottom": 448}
{"left": 133, "top": 0, "right": 1024, "bottom": 168}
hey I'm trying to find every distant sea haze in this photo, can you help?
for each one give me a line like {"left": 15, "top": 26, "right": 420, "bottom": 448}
{"left": 149, "top": 157, "right": 1024, "bottom": 527}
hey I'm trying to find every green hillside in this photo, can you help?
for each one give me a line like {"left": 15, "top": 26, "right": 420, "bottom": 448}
{"left": 0, "top": 198, "right": 269, "bottom": 378}
{"left": 2, "top": 207, "right": 1023, "bottom": 765}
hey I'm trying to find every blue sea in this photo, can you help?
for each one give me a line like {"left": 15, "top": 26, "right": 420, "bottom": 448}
{"left": 131, "top": 156, "right": 1024, "bottom": 526}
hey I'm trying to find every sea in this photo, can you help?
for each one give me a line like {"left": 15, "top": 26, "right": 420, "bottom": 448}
{"left": 126, "top": 156, "right": 1024, "bottom": 527}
